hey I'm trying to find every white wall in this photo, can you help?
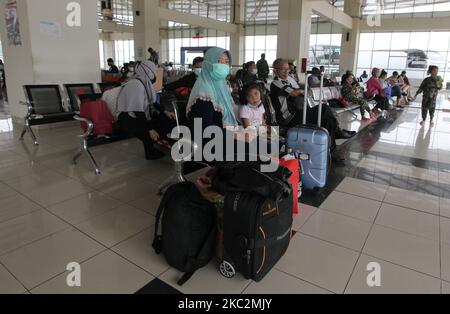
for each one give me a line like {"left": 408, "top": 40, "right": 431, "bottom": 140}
{"left": 0, "top": 0, "right": 101, "bottom": 120}
{"left": 26, "top": 0, "right": 100, "bottom": 84}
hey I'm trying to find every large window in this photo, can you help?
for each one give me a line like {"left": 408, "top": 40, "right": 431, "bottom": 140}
{"left": 99, "top": 40, "right": 105, "bottom": 69}
{"left": 244, "top": 0, "right": 279, "bottom": 66}
{"left": 98, "top": 0, "right": 134, "bottom": 26}
{"left": 245, "top": 0, "right": 279, "bottom": 22}
{"left": 166, "top": 27, "right": 230, "bottom": 65}
{"left": 244, "top": 27, "right": 278, "bottom": 66}
{"left": 168, "top": 0, "right": 232, "bottom": 22}
{"left": 114, "top": 39, "right": 135, "bottom": 67}
{"left": 309, "top": 19, "right": 342, "bottom": 73}
{"left": 362, "top": 0, "right": 450, "bottom": 17}
{"left": 357, "top": 31, "right": 450, "bottom": 84}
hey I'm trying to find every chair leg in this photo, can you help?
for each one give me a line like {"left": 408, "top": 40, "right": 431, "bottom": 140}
{"left": 19, "top": 118, "right": 39, "bottom": 146}
{"left": 73, "top": 139, "right": 101, "bottom": 175}
{"left": 84, "top": 148, "right": 101, "bottom": 175}
{"left": 28, "top": 126, "right": 39, "bottom": 146}
{"left": 158, "top": 161, "right": 186, "bottom": 195}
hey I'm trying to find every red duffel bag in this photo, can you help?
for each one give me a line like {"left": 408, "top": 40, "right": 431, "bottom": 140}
{"left": 79, "top": 100, "right": 114, "bottom": 136}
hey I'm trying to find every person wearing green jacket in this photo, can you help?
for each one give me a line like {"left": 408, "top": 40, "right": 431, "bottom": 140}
{"left": 415, "top": 65, "right": 443, "bottom": 127}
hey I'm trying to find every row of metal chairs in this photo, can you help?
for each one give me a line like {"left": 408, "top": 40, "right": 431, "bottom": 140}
{"left": 19, "top": 82, "right": 121, "bottom": 145}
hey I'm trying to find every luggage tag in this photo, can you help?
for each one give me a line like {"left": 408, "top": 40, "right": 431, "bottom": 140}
{"left": 307, "top": 96, "right": 317, "bottom": 109}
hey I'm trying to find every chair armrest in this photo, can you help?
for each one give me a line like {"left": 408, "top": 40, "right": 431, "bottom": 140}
{"left": 167, "top": 100, "right": 182, "bottom": 140}
{"left": 19, "top": 101, "right": 33, "bottom": 116}
{"left": 74, "top": 115, "right": 94, "bottom": 138}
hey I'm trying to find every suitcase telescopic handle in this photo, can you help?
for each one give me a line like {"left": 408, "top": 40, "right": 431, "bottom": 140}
{"left": 317, "top": 73, "right": 324, "bottom": 128}
{"left": 303, "top": 73, "right": 310, "bottom": 125}
{"left": 303, "top": 72, "right": 324, "bottom": 128}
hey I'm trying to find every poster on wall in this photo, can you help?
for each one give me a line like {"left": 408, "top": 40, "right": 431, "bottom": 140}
{"left": 39, "top": 21, "right": 62, "bottom": 38}
{"left": 5, "top": 0, "right": 22, "bottom": 46}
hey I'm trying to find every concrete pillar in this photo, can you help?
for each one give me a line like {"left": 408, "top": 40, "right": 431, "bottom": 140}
{"left": 339, "top": 0, "right": 362, "bottom": 74}
{"left": 229, "top": 0, "right": 245, "bottom": 67}
{"left": 277, "top": 0, "right": 312, "bottom": 76}
{"left": 133, "top": 0, "right": 161, "bottom": 62}
{"left": 0, "top": 0, "right": 101, "bottom": 121}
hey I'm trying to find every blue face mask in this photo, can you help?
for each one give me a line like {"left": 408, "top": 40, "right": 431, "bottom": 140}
{"left": 252, "top": 69, "right": 257, "bottom": 75}
{"left": 193, "top": 68, "right": 202, "bottom": 76}
{"left": 211, "top": 63, "right": 230, "bottom": 81}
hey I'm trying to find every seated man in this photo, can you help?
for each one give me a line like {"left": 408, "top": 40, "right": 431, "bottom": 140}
{"left": 270, "top": 58, "right": 356, "bottom": 161}
{"left": 341, "top": 73, "right": 375, "bottom": 121}
{"left": 106, "top": 58, "right": 120, "bottom": 74}
{"left": 308, "top": 67, "right": 321, "bottom": 88}
{"left": 164, "top": 57, "right": 204, "bottom": 95}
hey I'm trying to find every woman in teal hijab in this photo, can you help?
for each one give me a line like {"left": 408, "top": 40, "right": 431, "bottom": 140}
{"left": 187, "top": 47, "right": 238, "bottom": 128}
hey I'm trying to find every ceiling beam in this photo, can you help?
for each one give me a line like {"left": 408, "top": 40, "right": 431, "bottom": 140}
{"left": 311, "top": 0, "right": 353, "bottom": 29}
{"left": 158, "top": 7, "right": 238, "bottom": 33}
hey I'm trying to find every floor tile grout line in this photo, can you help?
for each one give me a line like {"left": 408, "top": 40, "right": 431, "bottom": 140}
{"left": 332, "top": 186, "right": 444, "bottom": 219}
{"left": 295, "top": 207, "right": 319, "bottom": 231}
{"left": 318, "top": 206, "right": 378, "bottom": 225}
{"left": 343, "top": 201, "right": 383, "bottom": 294}
{"left": 240, "top": 280, "right": 254, "bottom": 295}
{"left": 0, "top": 163, "right": 160, "bottom": 260}
{"left": 0, "top": 259, "right": 29, "bottom": 293}
{"left": 271, "top": 266, "right": 337, "bottom": 294}
{"left": 297, "top": 215, "right": 445, "bottom": 284}
{"left": 361, "top": 251, "right": 444, "bottom": 283}
{"left": 334, "top": 187, "right": 388, "bottom": 203}
{"left": 316, "top": 199, "right": 448, "bottom": 258}
{"left": 295, "top": 231, "right": 361, "bottom": 255}
{"left": 371, "top": 221, "right": 445, "bottom": 245}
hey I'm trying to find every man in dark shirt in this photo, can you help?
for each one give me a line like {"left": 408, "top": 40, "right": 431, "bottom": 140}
{"left": 257, "top": 54, "right": 270, "bottom": 83}
{"left": 270, "top": 58, "right": 355, "bottom": 160}
{"left": 106, "top": 58, "right": 119, "bottom": 74}
{"left": 164, "top": 57, "right": 204, "bottom": 93}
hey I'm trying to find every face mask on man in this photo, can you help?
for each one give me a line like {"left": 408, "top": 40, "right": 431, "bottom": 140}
{"left": 252, "top": 68, "right": 257, "bottom": 76}
{"left": 193, "top": 68, "right": 202, "bottom": 76}
{"left": 211, "top": 63, "right": 230, "bottom": 81}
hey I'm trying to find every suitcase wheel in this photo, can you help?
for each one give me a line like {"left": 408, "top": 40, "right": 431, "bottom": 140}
{"left": 219, "top": 261, "right": 236, "bottom": 279}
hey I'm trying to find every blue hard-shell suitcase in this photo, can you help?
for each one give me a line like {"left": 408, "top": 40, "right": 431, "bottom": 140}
{"left": 286, "top": 72, "right": 330, "bottom": 190}
{"left": 287, "top": 126, "right": 329, "bottom": 190}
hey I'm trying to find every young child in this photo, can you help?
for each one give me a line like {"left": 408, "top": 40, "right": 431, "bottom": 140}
{"left": 240, "top": 84, "right": 266, "bottom": 129}
{"left": 415, "top": 65, "right": 443, "bottom": 127}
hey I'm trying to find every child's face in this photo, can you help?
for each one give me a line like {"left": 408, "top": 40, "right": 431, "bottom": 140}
{"left": 247, "top": 89, "right": 261, "bottom": 105}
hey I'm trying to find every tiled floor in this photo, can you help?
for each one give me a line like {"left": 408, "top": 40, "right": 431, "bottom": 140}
{"left": 1, "top": 94, "right": 450, "bottom": 294}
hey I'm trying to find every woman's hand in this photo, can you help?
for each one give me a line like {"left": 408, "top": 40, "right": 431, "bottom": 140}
{"left": 197, "top": 176, "right": 213, "bottom": 190}
{"left": 164, "top": 111, "right": 176, "bottom": 120}
{"left": 149, "top": 129, "right": 160, "bottom": 141}
{"left": 289, "top": 89, "right": 304, "bottom": 97}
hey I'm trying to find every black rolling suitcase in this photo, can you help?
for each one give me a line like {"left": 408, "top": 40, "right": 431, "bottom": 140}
{"left": 213, "top": 163, "right": 294, "bottom": 281}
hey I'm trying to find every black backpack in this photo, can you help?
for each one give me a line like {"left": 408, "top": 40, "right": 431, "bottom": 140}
{"left": 152, "top": 182, "right": 217, "bottom": 286}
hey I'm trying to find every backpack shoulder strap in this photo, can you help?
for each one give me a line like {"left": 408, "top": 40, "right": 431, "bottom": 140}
{"left": 177, "top": 222, "right": 217, "bottom": 286}
{"left": 152, "top": 190, "right": 168, "bottom": 255}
